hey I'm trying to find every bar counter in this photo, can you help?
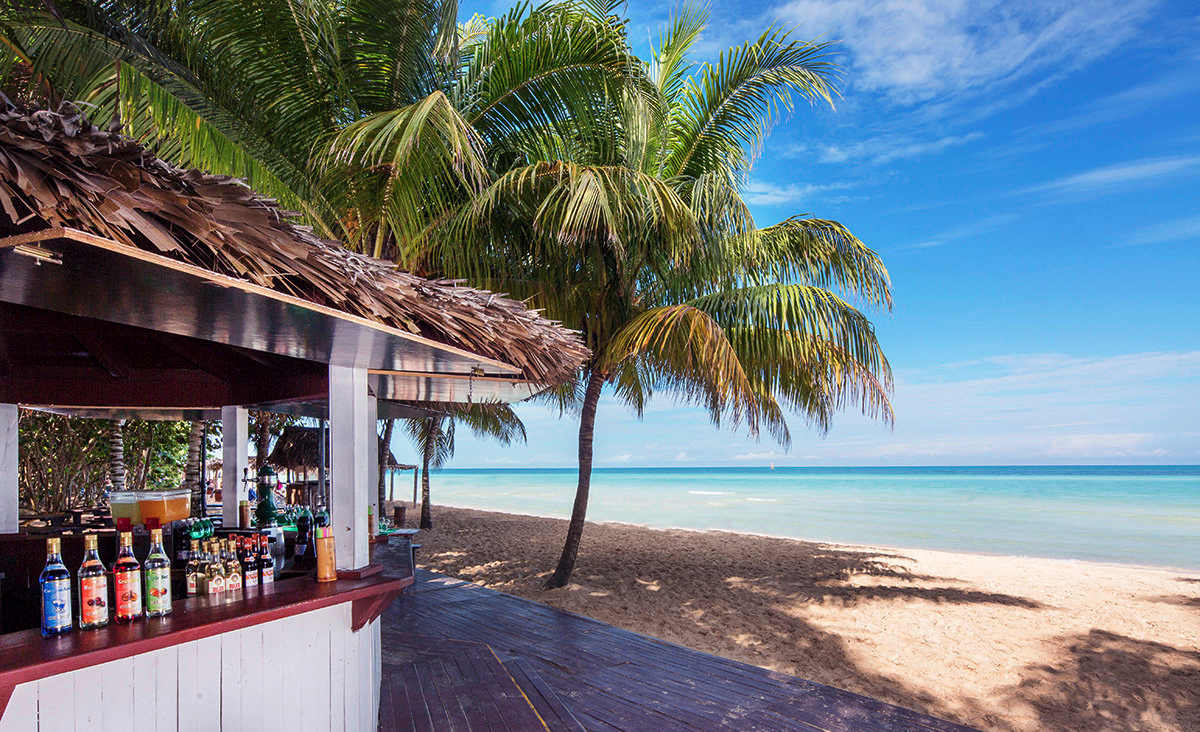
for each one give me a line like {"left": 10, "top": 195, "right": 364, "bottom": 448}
{"left": 0, "top": 570, "right": 412, "bottom": 731}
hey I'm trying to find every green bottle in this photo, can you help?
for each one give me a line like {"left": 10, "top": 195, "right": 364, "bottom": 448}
{"left": 144, "top": 529, "right": 172, "bottom": 617}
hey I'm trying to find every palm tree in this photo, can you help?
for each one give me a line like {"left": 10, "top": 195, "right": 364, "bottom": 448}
{"left": 1, "top": 0, "right": 463, "bottom": 241}
{"left": 0, "top": 0, "right": 638, "bottom": 266}
{"left": 183, "top": 421, "right": 205, "bottom": 515}
{"left": 403, "top": 405, "right": 526, "bottom": 529}
{"left": 107, "top": 418, "right": 126, "bottom": 492}
{"left": 413, "top": 5, "right": 894, "bottom": 587}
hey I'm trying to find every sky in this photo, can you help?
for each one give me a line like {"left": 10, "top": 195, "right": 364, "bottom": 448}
{"left": 425, "top": 0, "right": 1200, "bottom": 468}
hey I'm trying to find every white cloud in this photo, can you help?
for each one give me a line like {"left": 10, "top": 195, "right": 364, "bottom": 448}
{"left": 602, "top": 452, "right": 634, "bottom": 463}
{"left": 1120, "top": 213, "right": 1200, "bottom": 247}
{"left": 731, "top": 450, "right": 794, "bottom": 461}
{"left": 742, "top": 179, "right": 855, "bottom": 205}
{"left": 775, "top": 0, "right": 1157, "bottom": 104}
{"left": 1023, "top": 154, "right": 1200, "bottom": 197}
{"left": 674, "top": 451, "right": 690, "bottom": 462}
{"left": 894, "top": 212, "right": 1017, "bottom": 251}
{"left": 1024, "top": 72, "right": 1200, "bottom": 137}
{"left": 791, "top": 131, "right": 984, "bottom": 165}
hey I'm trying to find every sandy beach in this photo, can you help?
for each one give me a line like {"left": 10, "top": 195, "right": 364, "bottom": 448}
{"left": 401, "top": 504, "right": 1200, "bottom": 732}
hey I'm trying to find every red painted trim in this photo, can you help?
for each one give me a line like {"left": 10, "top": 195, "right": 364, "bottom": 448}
{"left": 351, "top": 589, "right": 403, "bottom": 632}
{"left": 337, "top": 564, "right": 383, "bottom": 580}
{"left": 0, "top": 574, "right": 414, "bottom": 703}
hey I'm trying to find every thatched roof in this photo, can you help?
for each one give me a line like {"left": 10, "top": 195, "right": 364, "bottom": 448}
{"left": 268, "top": 425, "right": 407, "bottom": 470}
{"left": 0, "top": 99, "right": 588, "bottom": 384}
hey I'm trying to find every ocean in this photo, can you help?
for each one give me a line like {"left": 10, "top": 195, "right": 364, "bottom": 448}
{"left": 403, "top": 466, "right": 1200, "bottom": 570}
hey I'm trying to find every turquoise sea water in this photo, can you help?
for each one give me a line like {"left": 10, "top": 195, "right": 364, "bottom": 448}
{"left": 408, "top": 466, "right": 1200, "bottom": 570}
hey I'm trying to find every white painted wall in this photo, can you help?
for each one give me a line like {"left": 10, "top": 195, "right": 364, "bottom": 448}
{"left": 0, "top": 605, "right": 381, "bottom": 732}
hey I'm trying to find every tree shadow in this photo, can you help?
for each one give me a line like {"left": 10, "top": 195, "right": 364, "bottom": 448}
{"left": 1007, "top": 629, "right": 1200, "bottom": 731}
{"left": 388, "top": 506, "right": 1056, "bottom": 729}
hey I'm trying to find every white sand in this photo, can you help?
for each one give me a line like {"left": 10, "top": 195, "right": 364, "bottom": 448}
{"left": 401, "top": 504, "right": 1200, "bottom": 732}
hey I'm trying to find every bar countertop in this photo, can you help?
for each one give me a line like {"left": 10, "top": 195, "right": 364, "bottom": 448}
{"left": 0, "top": 570, "right": 412, "bottom": 710}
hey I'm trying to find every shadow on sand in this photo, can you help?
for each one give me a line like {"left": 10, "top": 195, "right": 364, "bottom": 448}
{"left": 1008, "top": 629, "right": 1200, "bottom": 731}
{"left": 383, "top": 506, "right": 1197, "bottom": 732}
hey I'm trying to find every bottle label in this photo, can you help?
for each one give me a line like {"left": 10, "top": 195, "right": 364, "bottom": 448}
{"left": 245, "top": 569, "right": 258, "bottom": 585}
{"left": 80, "top": 575, "right": 109, "bottom": 626}
{"left": 145, "top": 568, "right": 172, "bottom": 614}
{"left": 186, "top": 573, "right": 198, "bottom": 596}
{"left": 114, "top": 570, "right": 143, "bottom": 617}
{"left": 209, "top": 575, "right": 225, "bottom": 594}
{"left": 42, "top": 578, "right": 72, "bottom": 632}
{"left": 227, "top": 571, "right": 243, "bottom": 591}
{"left": 261, "top": 563, "right": 274, "bottom": 583}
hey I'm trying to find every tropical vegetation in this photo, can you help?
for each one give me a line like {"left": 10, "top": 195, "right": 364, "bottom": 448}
{"left": 404, "top": 405, "right": 527, "bottom": 529}
{"left": 2, "top": 0, "right": 893, "bottom": 587}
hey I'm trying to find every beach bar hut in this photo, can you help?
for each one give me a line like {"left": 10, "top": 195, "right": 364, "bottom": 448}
{"left": 0, "top": 101, "right": 587, "bottom": 730}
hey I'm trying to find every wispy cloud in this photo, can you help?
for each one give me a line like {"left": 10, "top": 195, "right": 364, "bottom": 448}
{"left": 742, "top": 179, "right": 855, "bottom": 206}
{"left": 1119, "top": 213, "right": 1200, "bottom": 247}
{"left": 602, "top": 452, "right": 634, "bottom": 463}
{"left": 786, "top": 132, "right": 984, "bottom": 165}
{"left": 894, "top": 213, "right": 1018, "bottom": 251}
{"left": 774, "top": 0, "right": 1157, "bottom": 104}
{"left": 732, "top": 450, "right": 794, "bottom": 461}
{"left": 1023, "top": 71, "right": 1200, "bottom": 137}
{"left": 1022, "top": 154, "right": 1200, "bottom": 197}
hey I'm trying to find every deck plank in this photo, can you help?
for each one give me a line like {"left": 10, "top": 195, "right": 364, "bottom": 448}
{"left": 379, "top": 570, "right": 978, "bottom": 732}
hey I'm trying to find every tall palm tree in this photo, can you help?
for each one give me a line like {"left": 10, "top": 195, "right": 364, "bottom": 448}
{"left": 412, "top": 5, "right": 894, "bottom": 587}
{"left": 0, "top": 0, "right": 466, "bottom": 241}
{"left": 0, "top": 0, "right": 638, "bottom": 265}
{"left": 403, "top": 404, "right": 526, "bottom": 529}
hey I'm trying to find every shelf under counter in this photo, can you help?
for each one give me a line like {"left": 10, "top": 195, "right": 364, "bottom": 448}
{"left": 0, "top": 570, "right": 413, "bottom": 716}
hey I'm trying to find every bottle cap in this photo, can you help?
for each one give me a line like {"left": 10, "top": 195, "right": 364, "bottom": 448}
{"left": 84, "top": 534, "right": 98, "bottom": 550}
{"left": 46, "top": 537, "right": 61, "bottom": 553}
{"left": 119, "top": 532, "right": 133, "bottom": 546}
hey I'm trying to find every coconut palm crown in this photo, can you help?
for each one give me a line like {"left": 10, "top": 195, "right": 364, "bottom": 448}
{"left": 4, "top": 0, "right": 894, "bottom": 587}
{"left": 370, "top": 3, "right": 896, "bottom": 586}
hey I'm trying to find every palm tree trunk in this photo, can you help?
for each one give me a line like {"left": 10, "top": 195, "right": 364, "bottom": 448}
{"left": 419, "top": 417, "right": 438, "bottom": 529}
{"left": 253, "top": 417, "right": 271, "bottom": 469}
{"left": 544, "top": 368, "right": 605, "bottom": 589}
{"left": 184, "top": 421, "right": 204, "bottom": 516}
{"left": 108, "top": 419, "right": 126, "bottom": 492}
{"left": 378, "top": 419, "right": 394, "bottom": 510}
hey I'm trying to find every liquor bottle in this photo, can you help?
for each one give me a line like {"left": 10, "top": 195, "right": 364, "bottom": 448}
{"left": 241, "top": 536, "right": 259, "bottom": 586}
{"left": 78, "top": 534, "right": 109, "bottom": 629}
{"left": 173, "top": 519, "right": 191, "bottom": 565}
{"left": 259, "top": 534, "right": 275, "bottom": 584}
{"left": 224, "top": 539, "right": 243, "bottom": 592}
{"left": 204, "top": 540, "right": 226, "bottom": 595}
{"left": 144, "top": 528, "right": 172, "bottom": 617}
{"left": 40, "top": 537, "right": 73, "bottom": 636}
{"left": 113, "top": 532, "right": 143, "bottom": 622}
{"left": 185, "top": 540, "right": 203, "bottom": 596}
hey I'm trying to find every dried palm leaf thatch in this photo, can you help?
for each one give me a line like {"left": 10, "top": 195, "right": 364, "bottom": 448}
{"left": 0, "top": 98, "right": 588, "bottom": 384}
{"left": 268, "top": 426, "right": 409, "bottom": 471}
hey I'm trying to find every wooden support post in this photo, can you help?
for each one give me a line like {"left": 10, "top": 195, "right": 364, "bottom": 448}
{"left": 318, "top": 419, "right": 327, "bottom": 511}
{"left": 330, "top": 365, "right": 369, "bottom": 570}
{"left": 221, "top": 406, "right": 249, "bottom": 528}
{"left": 0, "top": 404, "right": 17, "bottom": 533}
{"left": 367, "top": 394, "right": 378, "bottom": 536}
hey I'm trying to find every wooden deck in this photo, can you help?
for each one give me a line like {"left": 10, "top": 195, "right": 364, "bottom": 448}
{"left": 379, "top": 569, "right": 978, "bottom": 731}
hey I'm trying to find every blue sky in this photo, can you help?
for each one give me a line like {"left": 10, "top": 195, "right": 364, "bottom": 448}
{"left": 423, "top": 0, "right": 1200, "bottom": 468}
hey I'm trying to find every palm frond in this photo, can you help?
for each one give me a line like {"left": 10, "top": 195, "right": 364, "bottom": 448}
{"left": 666, "top": 29, "right": 839, "bottom": 179}
{"left": 734, "top": 217, "right": 893, "bottom": 310}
